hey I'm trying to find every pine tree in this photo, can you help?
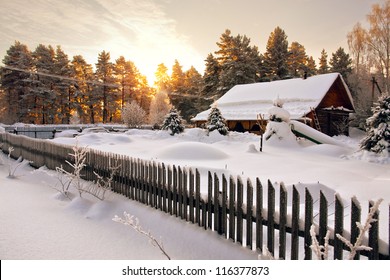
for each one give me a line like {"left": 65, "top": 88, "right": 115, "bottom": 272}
{"left": 287, "top": 41, "right": 308, "bottom": 77}
{"left": 95, "top": 50, "right": 117, "bottom": 123}
{"left": 154, "top": 63, "right": 170, "bottom": 92}
{"left": 171, "top": 59, "right": 185, "bottom": 93}
{"left": 202, "top": 53, "right": 220, "bottom": 97}
{"left": 71, "top": 55, "right": 96, "bottom": 124}
{"left": 360, "top": 94, "right": 390, "bottom": 154}
{"left": 206, "top": 105, "right": 229, "bottom": 135}
{"left": 330, "top": 47, "right": 353, "bottom": 80}
{"left": 53, "top": 45, "right": 72, "bottom": 124}
{"left": 318, "top": 49, "right": 329, "bottom": 74}
{"left": 1, "top": 41, "right": 34, "bottom": 123}
{"left": 263, "top": 26, "right": 290, "bottom": 80}
{"left": 161, "top": 108, "right": 185, "bottom": 135}
{"left": 114, "top": 56, "right": 137, "bottom": 109}
{"left": 215, "top": 29, "right": 261, "bottom": 95}
{"left": 306, "top": 56, "right": 318, "bottom": 77}
{"left": 32, "top": 44, "right": 57, "bottom": 124}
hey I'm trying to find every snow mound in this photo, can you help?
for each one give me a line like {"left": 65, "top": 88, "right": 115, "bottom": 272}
{"left": 157, "top": 142, "right": 229, "bottom": 160}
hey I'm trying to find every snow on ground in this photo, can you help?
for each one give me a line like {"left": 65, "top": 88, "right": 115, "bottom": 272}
{"left": 1, "top": 125, "right": 389, "bottom": 259}
{"left": 0, "top": 157, "right": 257, "bottom": 260}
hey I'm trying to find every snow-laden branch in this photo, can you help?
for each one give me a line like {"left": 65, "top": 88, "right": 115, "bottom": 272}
{"left": 113, "top": 212, "right": 171, "bottom": 260}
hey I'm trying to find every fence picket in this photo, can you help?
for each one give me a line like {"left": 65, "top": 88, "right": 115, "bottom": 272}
{"left": 256, "top": 178, "right": 263, "bottom": 253}
{"left": 279, "top": 183, "right": 287, "bottom": 259}
{"left": 304, "top": 188, "right": 313, "bottom": 260}
{"left": 246, "top": 179, "right": 253, "bottom": 249}
{"left": 291, "top": 186, "right": 300, "bottom": 260}
{"left": 195, "top": 169, "right": 201, "bottom": 226}
{"left": 222, "top": 174, "right": 228, "bottom": 238}
{"left": 229, "top": 176, "right": 236, "bottom": 241}
{"left": 351, "top": 197, "right": 361, "bottom": 260}
{"left": 214, "top": 173, "right": 221, "bottom": 234}
{"left": 368, "top": 200, "right": 379, "bottom": 260}
{"left": 189, "top": 169, "right": 195, "bottom": 223}
{"left": 267, "top": 180, "right": 275, "bottom": 255}
{"left": 334, "top": 194, "right": 344, "bottom": 260}
{"left": 236, "top": 177, "right": 244, "bottom": 245}
{"left": 207, "top": 172, "right": 213, "bottom": 230}
{"left": 319, "top": 191, "right": 328, "bottom": 252}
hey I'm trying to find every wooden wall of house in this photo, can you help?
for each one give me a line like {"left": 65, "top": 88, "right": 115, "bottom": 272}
{"left": 317, "top": 76, "right": 354, "bottom": 110}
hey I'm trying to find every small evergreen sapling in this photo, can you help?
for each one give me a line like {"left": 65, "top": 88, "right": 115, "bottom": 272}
{"left": 206, "top": 105, "right": 229, "bottom": 135}
{"left": 360, "top": 94, "right": 390, "bottom": 155}
{"left": 161, "top": 108, "right": 185, "bottom": 135}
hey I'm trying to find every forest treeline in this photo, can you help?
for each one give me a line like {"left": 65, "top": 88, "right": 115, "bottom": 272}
{"left": 0, "top": 0, "right": 389, "bottom": 126}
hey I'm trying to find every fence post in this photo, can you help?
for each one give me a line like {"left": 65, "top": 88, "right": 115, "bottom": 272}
{"left": 168, "top": 166, "right": 173, "bottom": 215}
{"left": 182, "top": 168, "right": 188, "bottom": 221}
{"left": 256, "top": 178, "right": 263, "bottom": 253}
{"left": 291, "top": 186, "right": 300, "bottom": 260}
{"left": 279, "top": 183, "right": 287, "bottom": 259}
{"left": 173, "top": 166, "right": 178, "bottom": 216}
{"left": 334, "top": 194, "right": 344, "bottom": 260}
{"left": 267, "top": 180, "right": 275, "bottom": 256}
{"left": 162, "top": 163, "right": 167, "bottom": 213}
{"left": 304, "top": 188, "right": 313, "bottom": 260}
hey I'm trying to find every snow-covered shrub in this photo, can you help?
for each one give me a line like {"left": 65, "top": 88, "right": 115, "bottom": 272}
{"left": 149, "top": 91, "right": 172, "bottom": 127}
{"left": 206, "top": 105, "right": 229, "bottom": 135}
{"left": 113, "top": 212, "right": 171, "bottom": 260}
{"left": 264, "top": 97, "right": 297, "bottom": 146}
{"left": 69, "top": 111, "right": 81, "bottom": 125}
{"left": 360, "top": 94, "right": 390, "bottom": 155}
{"left": 161, "top": 108, "right": 185, "bottom": 136}
{"left": 55, "top": 144, "right": 119, "bottom": 200}
{"left": 121, "top": 100, "right": 147, "bottom": 128}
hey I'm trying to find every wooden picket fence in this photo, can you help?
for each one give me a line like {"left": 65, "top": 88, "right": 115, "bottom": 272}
{"left": 0, "top": 132, "right": 389, "bottom": 260}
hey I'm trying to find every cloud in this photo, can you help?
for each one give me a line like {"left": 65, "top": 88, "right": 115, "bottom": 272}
{"left": 0, "top": 0, "right": 204, "bottom": 82}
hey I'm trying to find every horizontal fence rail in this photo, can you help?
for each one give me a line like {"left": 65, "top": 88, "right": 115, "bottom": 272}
{"left": 0, "top": 132, "right": 389, "bottom": 260}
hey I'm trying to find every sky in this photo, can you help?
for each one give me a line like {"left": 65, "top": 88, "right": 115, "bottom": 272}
{"left": 0, "top": 0, "right": 380, "bottom": 84}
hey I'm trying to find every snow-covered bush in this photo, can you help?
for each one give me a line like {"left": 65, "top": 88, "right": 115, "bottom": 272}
{"left": 161, "top": 108, "right": 185, "bottom": 136}
{"left": 69, "top": 111, "right": 81, "bottom": 125}
{"left": 206, "top": 105, "right": 229, "bottom": 135}
{"left": 55, "top": 144, "right": 119, "bottom": 200}
{"left": 121, "top": 100, "right": 147, "bottom": 128}
{"left": 264, "top": 97, "right": 297, "bottom": 146}
{"left": 360, "top": 94, "right": 390, "bottom": 155}
{"left": 149, "top": 91, "right": 172, "bottom": 127}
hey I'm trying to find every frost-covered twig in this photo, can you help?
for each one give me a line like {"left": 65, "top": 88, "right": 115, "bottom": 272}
{"left": 85, "top": 162, "right": 120, "bottom": 200}
{"left": 113, "top": 212, "right": 171, "bottom": 260}
{"left": 336, "top": 198, "right": 383, "bottom": 260}
{"left": 310, "top": 225, "right": 330, "bottom": 260}
{"left": 6, "top": 147, "right": 31, "bottom": 178}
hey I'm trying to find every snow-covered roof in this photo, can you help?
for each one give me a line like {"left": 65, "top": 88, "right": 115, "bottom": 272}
{"left": 193, "top": 73, "right": 353, "bottom": 121}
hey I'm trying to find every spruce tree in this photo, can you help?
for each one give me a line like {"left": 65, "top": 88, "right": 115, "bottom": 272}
{"left": 202, "top": 53, "right": 220, "bottom": 97}
{"left": 330, "top": 47, "right": 353, "bottom": 80}
{"left": 318, "top": 49, "right": 329, "bottom": 74}
{"left": 360, "top": 94, "right": 390, "bottom": 154}
{"left": 161, "top": 108, "right": 185, "bottom": 135}
{"left": 206, "top": 106, "right": 229, "bottom": 135}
